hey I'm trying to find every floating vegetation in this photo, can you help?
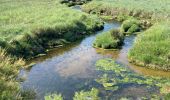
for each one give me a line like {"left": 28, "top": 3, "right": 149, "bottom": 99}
{"left": 73, "top": 88, "right": 100, "bottom": 100}
{"left": 95, "top": 58, "right": 170, "bottom": 99}
{"left": 45, "top": 93, "right": 63, "bottom": 100}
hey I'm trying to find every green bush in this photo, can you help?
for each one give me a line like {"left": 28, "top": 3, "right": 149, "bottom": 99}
{"left": 93, "top": 29, "right": 124, "bottom": 49}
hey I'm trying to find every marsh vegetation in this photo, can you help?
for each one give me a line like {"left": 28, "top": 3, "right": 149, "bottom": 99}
{"left": 0, "top": 0, "right": 170, "bottom": 99}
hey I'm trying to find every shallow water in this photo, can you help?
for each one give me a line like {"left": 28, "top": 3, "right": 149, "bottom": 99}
{"left": 20, "top": 21, "right": 121, "bottom": 99}
{"left": 19, "top": 6, "right": 170, "bottom": 100}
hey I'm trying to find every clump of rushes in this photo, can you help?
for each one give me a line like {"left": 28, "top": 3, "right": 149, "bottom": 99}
{"left": 73, "top": 88, "right": 100, "bottom": 100}
{"left": 128, "top": 22, "right": 170, "bottom": 71}
{"left": 93, "top": 29, "right": 124, "bottom": 49}
{"left": 120, "top": 18, "right": 141, "bottom": 35}
{"left": 0, "top": 49, "right": 25, "bottom": 99}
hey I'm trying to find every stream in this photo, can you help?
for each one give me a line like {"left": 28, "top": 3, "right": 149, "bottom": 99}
{"left": 19, "top": 5, "right": 170, "bottom": 100}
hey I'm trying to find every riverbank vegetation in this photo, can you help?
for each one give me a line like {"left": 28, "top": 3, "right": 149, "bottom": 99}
{"left": 82, "top": 0, "right": 170, "bottom": 71}
{"left": 0, "top": 49, "right": 24, "bottom": 99}
{"left": 93, "top": 29, "right": 123, "bottom": 49}
{"left": 0, "top": 0, "right": 103, "bottom": 59}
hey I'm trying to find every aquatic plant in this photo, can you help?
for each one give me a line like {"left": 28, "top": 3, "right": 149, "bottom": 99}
{"left": 73, "top": 88, "right": 100, "bottom": 100}
{"left": 45, "top": 93, "right": 63, "bottom": 100}
{"left": 95, "top": 58, "right": 170, "bottom": 98}
{"left": 93, "top": 29, "right": 123, "bottom": 49}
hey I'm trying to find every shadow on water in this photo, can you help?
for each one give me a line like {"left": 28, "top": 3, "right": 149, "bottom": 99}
{"left": 19, "top": 5, "right": 170, "bottom": 100}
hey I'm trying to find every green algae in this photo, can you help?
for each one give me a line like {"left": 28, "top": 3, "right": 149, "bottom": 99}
{"left": 73, "top": 88, "right": 100, "bottom": 100}
{"left": 95, "top": 58, "right": 170, "bottom": 98}
{"left": 45, "top": 93, "right": 63, "bottom": 100}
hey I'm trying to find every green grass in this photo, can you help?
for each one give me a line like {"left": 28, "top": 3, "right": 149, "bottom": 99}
{"left": 82, "top": 0, "right": 170, "bottom": 21}
{"left": 93, "top": 29, "right": 123, "bottom": 49}
{"left": 83, "top": 0, "right": 170, "bottom": 70}
{"left": 0, "top": 49, "right": 25, "bottom": 99}
{"left": 129, "top": 22, "right": 170, "bottom": 71}
{"left": 120, "top": 18, "right": 141, "bottom": 35}
{"left": 0, "top": 0, "right": 103, "bottom": 58}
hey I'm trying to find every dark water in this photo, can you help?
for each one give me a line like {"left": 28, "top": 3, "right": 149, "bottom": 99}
{"left": 19, "top": 6, "right": 170, "bottom": 100}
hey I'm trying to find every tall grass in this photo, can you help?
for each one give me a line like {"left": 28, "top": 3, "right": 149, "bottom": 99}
{"left": 129, "top": 22, "right": 170, "bottom": 71}
{"left": 0, "top": 0, "right": 103, "bottom": 58}
{"left": 82, "top": 0, "right": 170, "bottom": 22}
{"left": 0, "top": 48, "right": 24, "bottom": 99}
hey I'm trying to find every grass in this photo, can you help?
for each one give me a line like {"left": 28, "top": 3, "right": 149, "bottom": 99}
{"left": 120, "top": 18, "right": 141, "bottom": 35}
{"left": 0, "top": 0, "right": 104, "bottom": 58}
{"left": 93, "top": 29, "right": 123, "bottom": 49}
{"left": 82, "top": 0, "right": 170, "bottom": 22}
{"left": 82, "top": 0, "right": 170, "bottom": 70}
{"left": 129, "top": 22, "right": 170, "bottom": 71}
{"left": 0, "top": 49, "right": 25, "bottom": 99}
